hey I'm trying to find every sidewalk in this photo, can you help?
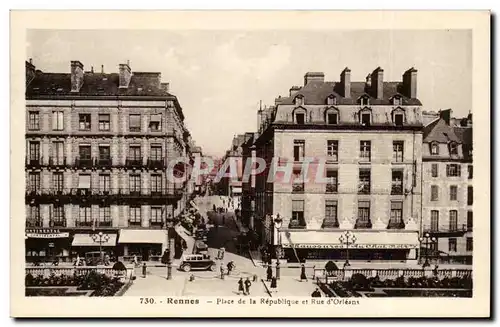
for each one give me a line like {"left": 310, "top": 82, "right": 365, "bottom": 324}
{"left": 263, "top": 275, "right": 318, "bottom": 297}
{"left": 124, "top": 274, "right": 187, "bottom": 296}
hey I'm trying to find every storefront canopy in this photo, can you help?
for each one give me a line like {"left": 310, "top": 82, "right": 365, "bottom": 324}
{"left": 118, "top": 229, "right": 167, "bottom": 244}
{"left": 72, "top": 233, "right": 117, "bottom": 247}
{"left": 280, "top": 231, "right": 419, "bottom": 250}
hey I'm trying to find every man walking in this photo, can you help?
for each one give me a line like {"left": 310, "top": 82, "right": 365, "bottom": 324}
{"left": 244, "top": 277, "right": 252, "bottom": 296}
{"left": 237, "top": 278, "right": 244, "bottom": 295}
{"left": 300, "top": 264, "right": 308, "bottom": 282}
{"left": 266, "top": 264, "right": 273, "bottom": 282}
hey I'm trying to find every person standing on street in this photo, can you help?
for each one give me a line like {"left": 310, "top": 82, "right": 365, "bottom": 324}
{"left": 244, "top": 277, "right": 252, "bottom": 295}
{"left": 142, "top": 262, "right": 147, "bottom": 278}
{"left": 311, "top": 288, "right": 322, "bottom": 297}
{"left": 220, "top": 263, "right": 225, "bottom": 280}
{"left": 266, "top": 264, "right": 273, "bottom": 282}
{"left": 300, "top": 264, "right": 308, "bottom": 282}
{"left": 238, "top": 278, "right": 245, "bottom": 295}
{"left": 270, "top": 276, "right": 277, "bottom": 293}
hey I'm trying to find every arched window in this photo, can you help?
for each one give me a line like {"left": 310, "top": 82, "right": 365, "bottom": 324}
{"left": 326, "top": 95, "right": 337, "bottom": 106}
{"left": 324, "top": 107, "right": 339, "bottom": 125}
{"left": 359, "top": 108, "right": 372, "bottom": 126}
{"left": 391, "top": 107, "right": 405, "bottom": 127}
{"left": 294, "top": 95, "right": 304, "bottom": 106}
{"left": 359, "top": 95, "right": 370, "bottom": 106}
{"left": 430, "top": 142, "right": 439, "bottom": 155}
{"left": 449, "top": 142, "right": 458, "bottom": 155}
{"left": 292, "top": 107, "right": 307, "bottom": 125}
{"left": 392, "top": 95, "right": 402, "bottom": 106}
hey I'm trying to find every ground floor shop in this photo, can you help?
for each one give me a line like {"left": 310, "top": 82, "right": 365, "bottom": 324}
{"left": 25, "top": 229, "right": 72, "bottom": 263}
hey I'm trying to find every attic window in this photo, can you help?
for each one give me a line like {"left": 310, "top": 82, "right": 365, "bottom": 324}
{"left": 327, "top": 96, "right": 337, "bottom": 105}
{"left": 394, "top": 113, "right": 404, "bottom": 126}
{"left": 393, "top": 96, "right": 402, "bottom": 106}
{"left": 295, "top": 113, "right": 305, "bottom": 125}
{"left": 359, "top": 96, "right": 370, "bottom": 106}
{"left": 325, "top": 108, "right": 339, "bottom": 125}
{"left": 430, "top": 142, "right": 439, "bottom": 155}
{"left": 295, "top": 95, "right": 304, "bottom": 106}
{"left": 449, "top": 142, "right": 458, "bottom": 155}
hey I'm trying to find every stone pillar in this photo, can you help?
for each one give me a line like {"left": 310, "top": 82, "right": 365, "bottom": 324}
{"left": 64, "top": 204, "right": 73, "bottom": 227}
{"left": 42, "top": 204, "right": 50, "bottom": 227}
{"left": 141, "top": 205, "right": 149, "bottom": 228}
{"left": 111, "top": 205, "right": 119, "bottom": 228}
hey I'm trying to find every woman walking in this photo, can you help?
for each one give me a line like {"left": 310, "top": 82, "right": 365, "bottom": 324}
{"left": 300, "top": 264, "right": 308, "bottom": 282}
{"left": 237, "top": 278, "right": 245, "bottom": 295}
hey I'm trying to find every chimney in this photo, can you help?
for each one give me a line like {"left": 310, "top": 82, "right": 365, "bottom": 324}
{"left": 70, "top": 60, "right": 84, "bottom": 92}
{"left": 275, "top": 95, "right": 283, "bottom": 106}
{"left": 340, "top": 67, "right": 351, "bottom": 98}
{"left": 161, "top": 82, "right": 170, "bottom": 93}
{"left": 119, "top": 61, "right": 132, "bottom": 88}
{"left": 439, "top": 109, "right": 452, "bottom": 125}
{"left": 365, "top": 74, "right": 371, "bottom": 87}
{"left": 403, "top": 67, "right": 418, "bottom": 98}
{"left": 303, "top": 72, "right": 325, "bottom": 86}
{"left": 101, "top": 65, "right": 104, "bottom": 73}
{"left": 289, "top": 86, "right": 300, "bottom": 97}
{"left": 371, "top": 67, "right": 384, "bottom": 99}
{"left": 26, "top": 59, "right": 36, "bottom": 86}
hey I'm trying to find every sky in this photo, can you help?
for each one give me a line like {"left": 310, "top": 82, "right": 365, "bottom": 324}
{"left": 27, "top": 29, "right": 472, "bottom": 157}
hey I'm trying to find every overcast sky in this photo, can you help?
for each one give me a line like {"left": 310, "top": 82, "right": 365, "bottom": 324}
{"left": 27, "top": 29, "right": 471, "bottom": 157}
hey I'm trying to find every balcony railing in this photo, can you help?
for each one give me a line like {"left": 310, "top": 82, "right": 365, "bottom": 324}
{"left": 147, "top": 158, "right": 165, "bottom": 170}
{"left": 128, "top": 221, "right": 142, "bottom": 227}
{"left": 288, "top": 219, "right": 307, "bottom": 229}
{"left": 49, "top": 156, "right": 66, "bottom": 166}
{"left": 391, "top": 184, "right": 403, "bottom": 195}
{"left": 25, "top": 187, "right": 42, "bottom": 196}
{"left": 97, "top": 158, "right": 112, "bottom": 167}
{"left": 75, "top": 220, "right": 93, "bottom": 227}
{"left": 26, "top": 219, "right": 43, "bottom": 227}
{"left": 292, "top": 183, "right": 304, "bottom": 193}
{"left": 326, "top": 183, "right": 338, "bottom": 193}
{"left": 354, "top": 219, "right": 372, "bottom": 229}
{"left": 96, "top": 221, "right": 112, "bottom": 227}
{"left": 25, "top": 157, "right": 43, "bottom": 167}
{"left": 49, "top": 219, "right": 67, "bottom": 228}
{"left": 387, "top": 219, "right": 405, "bottom": 229}
{"left": 126, "top": 158, "right": 143, "bottom": 168}
{"left": 322, "top": 219, "right": 339, "bottom": 229}
{"left": 423, "top": 224, "right": 467, "bottom": 235}
{"left": 25, "top": 187, "right": 185, "bottom": 199}
{"left": 358, "top": 183, "right": 371, "bottom": 194}
{"left": 75, "top": 157, "right": 95, "bottom": 168}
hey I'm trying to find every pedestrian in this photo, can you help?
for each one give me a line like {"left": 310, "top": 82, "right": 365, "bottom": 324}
{"left": 270, "top": 276, "right": 277, "bottom": 293}
{"left": 213, "top": 204, "right": 216, "bottom": 212}
{"left": 142, "top": 262, "right": 147, "bottom": 278}
{"left": 226, "top": 261, "right": 233, "bottom": 275}
{"left": 222, "top": 214, "right": 225, "bottom": 225}
{"left": 238, "top": 278, "right": 245, "bottom": 295}
{"left": 133, "top": 255, "right": 139, "bottom": 267}
{"left": 300, "top": 264, "right": 308, "bottom": 282}
{"left": 266, "top": 264, "right": 273, "bottom": 281}
{"left": 220, "top": 263, "right": 225, "bottom": 280}
{"left": 244, "top": 277, "right": 252, "bottom": 295}
{"left": 220, "top": 247, "right": 225, "bottom": 260}
{"left": 311, "top": 288, "right": 321, "bottom": 297}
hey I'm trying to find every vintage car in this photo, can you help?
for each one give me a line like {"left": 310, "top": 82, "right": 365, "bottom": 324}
{"left": 179, "top": 254, "right": 216, "bottom": 272}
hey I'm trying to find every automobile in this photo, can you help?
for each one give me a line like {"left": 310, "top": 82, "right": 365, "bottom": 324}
{"left": 179, "top": 254, "right": 216, "bottom": 272}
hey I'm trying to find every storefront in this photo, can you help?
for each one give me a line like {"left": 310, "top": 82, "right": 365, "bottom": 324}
{"left": 118, "top": 229, "right": 167, "bottom": 262}
{"left": 25, "top": 229, "right": 71, "bottom": 263}
{"left": 279, "top": 230, "right": 419, "bottom": 263}
{"left": 71, "top": 233, "right": 118, "bottom": 259}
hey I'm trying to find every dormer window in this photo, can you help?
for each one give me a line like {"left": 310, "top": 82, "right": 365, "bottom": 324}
{"left": 393, "top": 96, "right": 402, "bottom": 106}
{"left": 391, "top": 107, "right": 405, "bottom": 127}
{"left": 430, "top": 142, "right": 439, "bottom": 155}
{"left": 359, "top": 108, "right": 372, "bottom": 126}
{"left": 449, "top": 142, "right": 458, "bottom": 155}
{"left": 295, "top": 95, "right": 304, "bottom": 106}
{"left": 359, "top": 95, "right": 370, "bottom": 106}
{"left": 295, "top": 113, "right": 305, "bottom": 124}
{"left": 324, "top": 107, "right": 339, "bottom": 125}
{"left": 327, "top": 95, "right": 337, "bottom": 106}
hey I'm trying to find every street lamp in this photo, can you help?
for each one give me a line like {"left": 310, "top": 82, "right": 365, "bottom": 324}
{"left": 91, "top": 231, "right": 110, "bottom": 265}
{"left": 339, "top": 231, "right": 356, "bottom": 267}
{"left": 166, "top": 214, "right": 174, "bottom": 280}
{"left": 274, "top": 214, "right": 283, "bottom": 280}
{"left": 419, "top": 232, "right": 437, "bottom": 268}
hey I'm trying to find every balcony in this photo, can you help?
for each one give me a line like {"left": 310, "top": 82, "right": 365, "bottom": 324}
{"left": 25, "top": 187, "right": 42, "bottom": 197}
{"left": 147, "top": 158, "right": 165, "bottom": 170}
{"left": 126, "top": 158, "right": 143, "bottom": 168}
{"left": 49, "top": 219, "right": 67, "bottom": 228}
{"left": 292, "top": 183, "right": 304, "bottom": 193}
{"left": 423, "top": 224, "right": 467, "bottom": 237}
{"left": 391, "top": 184, "right": 404, "bottom": 195}
{"left": 354, "top": 220, "right": 372, "bottom": 229}
{"left": 49, "top": 156, "right": 67, "bottom": 167}
{"left": 288, "top": 219, "right": 307, "bottom": 229}
{"left": 26, "top": 219, "right": 43, "bottom": 227}
{"left": 321, "top": 219, "right": 339, "bottom": 229}
{"left": 96, "top": 220, "right": 112, "bottom": 227}
{"left": 97, "top": 158, "right": 113, "bottom": 168}
{"left": 326, "top": 183, "right": 338, "bottom": 193}
{"left": 150, "top": 221, "right": 164, "bottom": 228}
{"left": 75, "top": 157, "right": 95, "bottom": 169}
{"left": 75, "top": 220, "right": 94, "bottom": 228}
{"left": 128, "top": 221, "right": 142, "bottom": 227}
{"left": 387, "top": 219, "right": 405, "bottom": 229}
{"left": 25, "top": 157, "right": 43, "bottom": 168}
{"left": 358, "top": 183, "right": 371, "bottom": 195}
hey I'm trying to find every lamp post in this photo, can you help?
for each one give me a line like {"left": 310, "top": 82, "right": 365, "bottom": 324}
{"left": 419, "top": 232, "right": 437, "bottom": 268}
{"left": 166, "top": 214, "right": 174, "bottom": 280}
{"left": 339, "top": 231, "right": 356, "bottom": 267}
{"left": 91, "top": 231, "right": 110, "bottom": 265}
{"left": 274, "top": 214, "right": 283, "bottom": 280}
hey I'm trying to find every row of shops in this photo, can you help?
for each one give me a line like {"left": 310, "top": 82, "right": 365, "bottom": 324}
{"left": 25, "top": 226, "right": 193, "bottom": 264}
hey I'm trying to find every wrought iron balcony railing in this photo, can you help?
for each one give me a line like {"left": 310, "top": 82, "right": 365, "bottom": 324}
{"left": 97, "top": 158, "right": 113, "bottom": 167}
{"left": 49, "top": 156, "right": 67, "bottom": 166}
{"left": 292, "top": 183, "right": 305, "bottom": 193}
{"left": 147, "top": 158, "right": 165, "bottom": 170}
{"left": 321, "top": 219, "right": 339, "bottom": 228}
{"left": 391, "top": 184, "right": 404, "bottom": 195}
{"left": 326, "top": 183, "right": 338, "bottom": 193}
{"left": 288, "top": 219, "right": 307, "bottom": 229}
{"left": 423, "top": 224, "right": 467, "bottom": 235}
{"left": 26, "top": 219, "right": 43, "bottom": 227}
{"left": 25, "top": 157, "right": 43, "bottom": 167}
{"left": 387, "top": 219, "right": 406, "bottom": 229}
{"left": 354, "top": 219, "right": 372, "bottom": 229}
{"left": 49, "top": 219, "right": 67, "bottom": 228}
{"left": 126, "top": 158, "right": 143, "bottom": 167}
{"left": 75, "top": 157, "right": 95, "bottom": 168}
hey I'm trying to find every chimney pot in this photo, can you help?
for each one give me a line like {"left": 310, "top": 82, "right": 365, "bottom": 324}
{"left": 340, "top": 67, "right": 351, "bottom": 98}
{"left": 303, "top": 72, "right": 325, "bottom": 86}
{"left": 29, "top": 58, "right": 33, "bottom": 64}
{"left": 91, "top": 66, "right": 94, "bottom": 73}
{"left": 119, "top": 62, "right": 132, "bottom": 88}
{"left": 403, "top": 67, "right": 418, "bottom": 98}
{"left": 70, "top": 60, "right": 84, "bottom": 92}
{"left": 101, "top": 65, "right": 104, "bottom": 73}
{"left": 371, "top": 67, "right": 384, "bottom": 99}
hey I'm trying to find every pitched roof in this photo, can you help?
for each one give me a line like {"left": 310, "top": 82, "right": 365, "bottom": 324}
{"left": 277, "top": 80, "right": 422, "bottom": 106}
{"left": 453, "top": 127, "right": 472, "bottom": 145}
{"left": 423, "top": 118, "right": 461, "bottom": 143}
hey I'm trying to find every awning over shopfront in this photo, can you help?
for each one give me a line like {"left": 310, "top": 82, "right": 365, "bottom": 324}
{"left": 72, "top": 233, "right": 117, "bottom": 247}
{"left": 118, "top": 229, "right": 167, "bottom": 244}
{"left": 280, "top": 231, "right": 419, "bottom": 250}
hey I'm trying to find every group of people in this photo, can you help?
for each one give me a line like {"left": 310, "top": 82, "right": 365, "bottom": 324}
{"left": 237, "top": 277, "right": 253, "bottom": 295}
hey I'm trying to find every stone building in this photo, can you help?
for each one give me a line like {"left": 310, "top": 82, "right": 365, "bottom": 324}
{"left": 421, "top": 109, "right": 473, "bottom": 264}
{"left": 248, "top": 67, "right": 424, "bottom": 263}
{"left": 25, "top": 59, "right": 195, "bottom": 263}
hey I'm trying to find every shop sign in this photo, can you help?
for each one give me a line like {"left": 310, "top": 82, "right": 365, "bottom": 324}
{"left": 282, "top": 243, "right": 419, "bottom": 249}
{"left": 25, "top": 229, "right": 69, "bottom": 239}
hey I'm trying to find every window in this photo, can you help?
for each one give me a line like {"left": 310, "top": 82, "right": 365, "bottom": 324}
{"left": 393, "top": 141, "right": 404, "bottom": 162}
{"left": 430, "top": 143, "right": 439, "bottom": 155}
{"left": 327, "top": 113, "right": 338, "bottom": 125}
{"left": 326, "top": 170, "right": 338, "bottom": 193}
{"left": 360, "top": 141, "right": 371, "bottom": 161}
{"left": 27, "top": 205, "right": 41, "bottom": 226}
{"left": 129, "top": 206, "right": 142, "bottom": 226}
{"left": 78, "top": 206, "right": 92, "bottom": 226}
{"left": 327, "top": 140, "right": 338, "bottom": 161}
{"left": 449, "top": 185, "right": 458, "bottom": 201}
{"left": 98, "top": 114, "right": 110, "bottom": 131}
{"left": 52, "top": 111, "right": 64, "bottom": 131}
{"left": 151, "top": 174, "right": 162, "bottom": 194}
{"left": 446, "top": 164, "right": 461, "bottom": 177}
{"left": 99, "top": 174, "right": 110, "bottom": 193}
{"left": 149, "top": 114, "right": 162, "bottom": 131}
{"left": 466, "top": 237, "right": 473, "bottom": 251}
{"left": 324, "top": 200, "right": 338, "bottom": 228}
{"left": 356, "top": 201, "right": 371, "bottom": 228}
{"left": 449, "top": 142, "right": 458, "bottom": 155}
{"left": 291, "top": 200, "right": 305, "bottom": 228}
{"left": 467, "top": 211, "right": 473, "bottom": 231}
{"left": 391, "top": 170, "right": 404, "bottom": 195}
{"left": 52, "top": 141, "right": 64, "bottom": 165}
{"left": 431, "top": 185, "right": 439, "bottom": 201}
{"left": 129, "top": 145, "right": 141, "bottom": 160}
{"left": 99, "top": 206, "right": 111, "bottom": 226}
{"left": 449, "top": 210, "right": 458, "bottom": 231}
{"left": 150, "top": 145, "right": 162, "bottom": 161}
{"left": 29, "top": 141, "right": 40, "bottom": 161}
{"left": 327, "top": 96, "right": 336, "bottom": 105}
{"left": 99, "top": 146, "right": 110, "bottom": 160}
{"left": 295, "top": 96, "right": 304, "bottom": 106}
{"left": 431, "top": 164, "right": 439, "bottom": 178}
{"left": 28, "top": 111, "right": 40, "bottom": 130}
{"left": 467, "top": 186, "right": 473, "bottom": 205}
{"left": 295, "top": 113, "right": 305, "bottom": 124}
{"left": 79, "top": 114, "right": 91, "bottom": 130}
{"left": 431, "top": 210, "right": 439, "bottom": 231}
{"left": 79, "top": 145, "right": 91, "bottom": 160}
{"left": 51, "top": 205, "right": 65, "bottom": 227}
{"left": 129, "top": 174, "right": 141, "bottom": 194}
{"left": 468, "top": 165, "right": 473, "bottom": 179}
{"left": 393, "top": 97, "right": 402, "bottom": 106}
{"left": 293, "top": 140, "right": 305, "bottom": 161}
{"left": 151, "top": 207, "right": 163, "bottom": 225}
{"left": 358, "top": 169, "right": 371, "bottom": 194}
{"left": 448, "top": 238, "right": 457, "bottom": 252}
{"left": 292, "top": 169, "right": 304, "bottom": 193}
{"left": 389, "top": 201, "right": 404, "bottom": 228}
{"left": 28, "top": 172, "right": 40, "bottom": 192}
{"left": 361, "top": 113, "right": 371, "bottom": 126}
{"left": 78, "top": 174, "right": 91, "bottom": 189}
{"left": 129, "top": 114, "right": 141, "bottom": 132}
{"left": 52, "top": 172, "right": 64, "bottom": 193}
{"left": 360, "top": 96, "right": 369, "bottom": 106}
{"left": 394, "top": 113, "right": 404, "bottom": 126}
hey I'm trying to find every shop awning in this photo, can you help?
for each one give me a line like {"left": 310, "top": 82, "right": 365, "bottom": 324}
{"left": 72, "top": 233, "right": 117, "bottom": 247}
{"left": 280, "top": 230, "right": 419, "bottom": 250}
{"left": 118, "top": 229, "right": 167, "bottom": 244}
